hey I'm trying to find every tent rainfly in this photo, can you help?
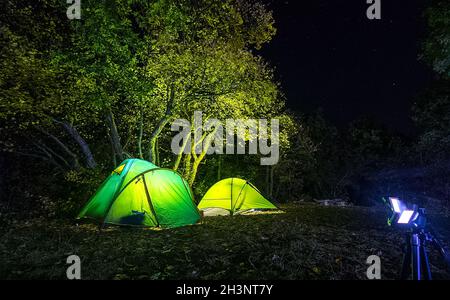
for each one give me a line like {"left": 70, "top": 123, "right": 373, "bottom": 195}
{"left": 77, "top": 159, "right": 200, "bottom": 228}
{"left": 198, "top": 178, "right": 277, "bottom": 216}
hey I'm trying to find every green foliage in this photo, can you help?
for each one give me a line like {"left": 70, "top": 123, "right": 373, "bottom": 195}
{"left": 422, "top": 0, "right": 450, "bottom": 79}
{"left": 0, "top": 0, "right": 289, "bottom": 218}
{"left": 271, "top": 112, "right": 410, "bottom": 203}
{"left": 61, "top": 168, "right": 105, "bottom": 216}
{"left": 299, "top": 113, "right": 343, "bottom": 199}
{"left": 411, "top": 2, "right": 450, "bottom": 203}
{"left": 412, "top": 80, "right": 450, "bottom": 162}
{"left": 346, "top": 118, "right": 405, "bottom": 169}
{"left": 270, "top": 113, "right": 317, "bottom": 201}
{"left": 0, "top": 0, "right": 69, "bottom": 123}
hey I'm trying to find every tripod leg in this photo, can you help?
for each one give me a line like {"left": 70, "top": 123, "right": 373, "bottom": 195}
{"left": 411, "top": 234, "right": 421, "bottom": 280}
{"left": 400, "top": 235, "right": 411, "bottom": 280}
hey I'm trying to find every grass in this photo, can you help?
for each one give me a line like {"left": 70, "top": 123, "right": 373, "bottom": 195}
{"left": 1, "top": 203, "right": 449, "bottom": 280}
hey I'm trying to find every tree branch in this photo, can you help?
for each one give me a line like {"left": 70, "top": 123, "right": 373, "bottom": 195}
{"left": 148, "top": 84, "right": 176, "bottom": 162}
{"left": 33, "top": 125, "right": 80, "bottom": 170}
{"left": 53, "top": 119, "right": 97, "bottom": 168}
{"left": 106, "top": 109, "right": 124, "bottom": 163}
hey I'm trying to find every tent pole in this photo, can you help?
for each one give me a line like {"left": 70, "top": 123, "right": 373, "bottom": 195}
{"left": 230, "top": 178, "right": 233, "bottom": 216}
{"left": 142, "top": 174, "right": 160, "bottom": 227}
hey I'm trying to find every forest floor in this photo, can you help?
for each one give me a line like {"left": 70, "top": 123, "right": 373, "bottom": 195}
{"left": 1, "top": 203, "right": 449, "bottom": 280}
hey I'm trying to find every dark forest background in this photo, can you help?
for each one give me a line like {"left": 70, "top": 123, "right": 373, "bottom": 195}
{"left": 0, "top": 0, "right": 449, "bottom": 222}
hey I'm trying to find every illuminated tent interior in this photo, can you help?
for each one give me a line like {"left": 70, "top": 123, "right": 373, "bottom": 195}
{"left": 198, "top": 178, "right": 277, "bottom": 216}
{"left": 77, "top": 159, "right": 200, "bottom": 228}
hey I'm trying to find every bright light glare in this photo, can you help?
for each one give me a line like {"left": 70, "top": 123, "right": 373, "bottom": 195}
{"left": 398, "top": 210, "right": 415, "bottom": 224}
{"left": 389, "top": 197, "right": 402, "bottom": 213}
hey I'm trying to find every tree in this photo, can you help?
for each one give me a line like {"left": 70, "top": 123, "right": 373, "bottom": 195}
{"left": 412, "top": 81, "right": 450, "bottom": 163}
{"left": 417, "top": 0, "right": 450, "bottom": 162}
{"left": 0, "top": 0, "right": 97, "bottom": 170}
{"left": 1, "top": 0, "right": 284, "bottom": 188}
{"left": 139, "top": 0, "right": 277, "bottom": 167}
{"left": 421, "top": 0, "right": 450, "bottom": 79}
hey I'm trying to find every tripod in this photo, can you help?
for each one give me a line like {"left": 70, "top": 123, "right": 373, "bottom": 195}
{"left": 382, "top": 197, "right": 449, "bottom": 280}
{"left": 400, "top": 226, "right": 449, "bottom": 280}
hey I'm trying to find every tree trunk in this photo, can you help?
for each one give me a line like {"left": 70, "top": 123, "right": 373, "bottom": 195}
{"left": 148, "top": 133, "right": 165, "bottom": 164}
{"left": 148, "top": 86, "right": 175, "bottom": 163}
{"left": 155, "top": 137, "right": 160, "bottom": 165}
{"left": 173, "top": 151, "right": 184, "bottom": 172}
{"left": 137, "top": 110, "right": 144, "bottom": 159}
{"left": 269, "top": 165, "right": 274, "bottom": 198}
{"left": 107, "top": 131, "right": 117, "bottom": 167}
{"left": 33, "top": 140, "right": 71, "bottom": 170}
{"left": 106, "top": 109, "right": 124, "bottom": 163}
{"left": 183, "top": 154, "right": 192, "bottom": 179}
{"left": 189, "top": 159, "right": 201, "bottom": 186}
{"left": 34, "top": 125, "right": 80, "bottom": 170}
{"left": 188, "top": 128, "right": 217, "bottom": 186}
{"left": 217, "top": 155, "right": 222, "bottom": 181}
{"left": 173, "top": 133, "right": 191, "bottom": 171}
{"left": 56, "top": 120, "right": 97, "bottom": 168}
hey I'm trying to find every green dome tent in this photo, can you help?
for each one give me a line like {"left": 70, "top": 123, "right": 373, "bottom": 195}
{"left": 198, "top": 178, "right": 277, "bottom": 216}
{"left": 77, "top": 159, "right": 200, "bottom": 228}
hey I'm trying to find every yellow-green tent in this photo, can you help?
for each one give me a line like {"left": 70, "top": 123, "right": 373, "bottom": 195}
{"left": 77, "top": 159, "right": 200, "bottom": 228}
{"left": 198, "top": 178, "right": 277, "bottom": 216}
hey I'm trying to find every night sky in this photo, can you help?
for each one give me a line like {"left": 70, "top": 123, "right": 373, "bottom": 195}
{"left": 260, "top": 0, "right": 434, "bottom": 135}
